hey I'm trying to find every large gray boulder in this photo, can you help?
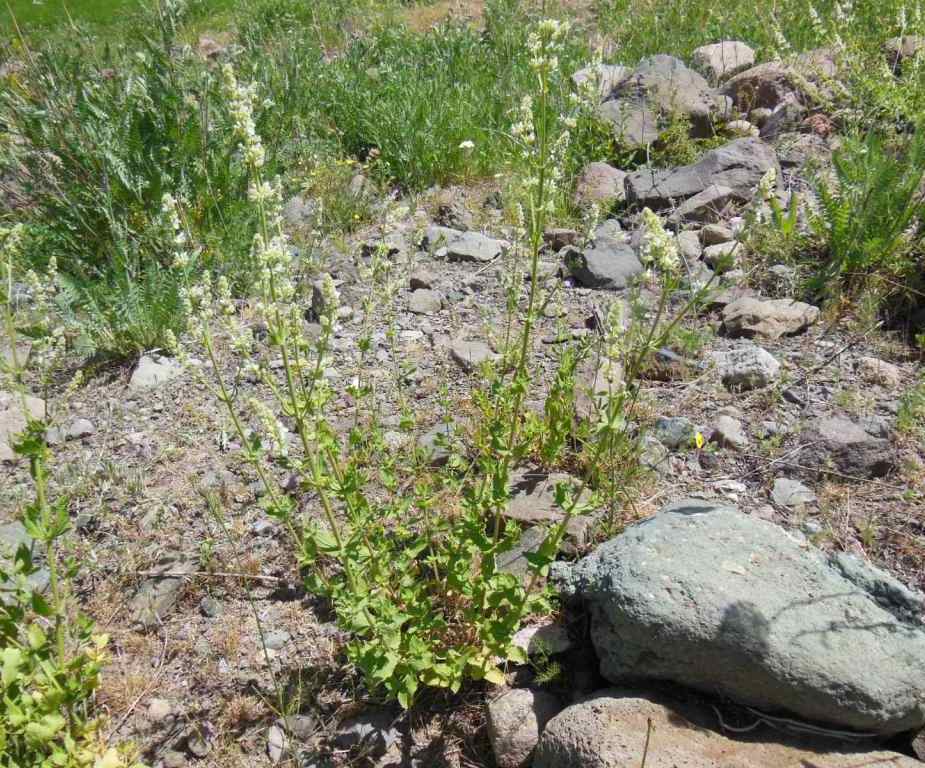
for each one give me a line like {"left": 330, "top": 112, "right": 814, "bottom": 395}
{"left": 625, "top": 138, "right": 779, "bottom": 210}
{"left": 722, "top": 296, "right": 819, "bottom": 339}
{"left": 597, "top": 55, "right": 729, "bottom": 148}
{"left": 553, "top": 500, "right": 925, "bottom": 734}
{"left": 534, "top": 689, "right": 920, "bottom": 768}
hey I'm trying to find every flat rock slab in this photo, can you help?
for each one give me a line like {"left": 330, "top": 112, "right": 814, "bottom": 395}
{"left": 722, "top": 296, "right": 819, "bottom": 339}
{"left": 450, "top": 340, "right": 498, "bottom": 372}
{"left": 506, "top": 469, "right": 593, "bottom": 545}
{"left": 424, "top": 226, "right": 506, "bottom": 263}
{"left": 553, "top": 500, "right": 925, "bottom": 733}
{"left": 798, "top": 416, "right": 894, "bottom": 479}
{"left": 625, "top": 138, "right": 778, "bottom": 209}
{"left": 534, "top": 689, "right": 920, "bottom": 768}
{"left": 130, "top": 354, "right": 183, "bottom": 390}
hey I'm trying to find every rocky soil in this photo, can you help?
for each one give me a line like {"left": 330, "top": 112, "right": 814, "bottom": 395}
{"left": 2, "top": 35, "right": 925, "bottom": 768}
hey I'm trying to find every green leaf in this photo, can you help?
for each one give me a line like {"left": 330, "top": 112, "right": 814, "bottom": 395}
{"left": 1, "top": 647, "right": 22, "bottom": 687}
{"left": 24, "top": 713, "right": 66, "bottom": 744}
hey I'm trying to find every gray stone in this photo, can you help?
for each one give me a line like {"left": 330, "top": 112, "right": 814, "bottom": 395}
{"left": 450, "top": 339, "right": 497, "bottom": 372}
{"left": 511, "top": 622, "right": 573, "bottom": 656}
{"left": 702, "top": 241, "right": 741, "bottom": 269}
{"left": 552, "top": 500, "right": 925, "bottom": 733}
{"left": 281, "top": 195, "right": 317, "bottom": 229}
{"left": 675, "top": 230, "right": 702, "bottom": 261}
{"left": 199, "top": 596, "right": 222, "bottom": 618}
{"left": 723, "top": 49, "right": 838, "bottom": 110}
{"left": 701, "top": 223, "right": 734, "bottom": 245}
{"left": 668, "top": 184, "right": 739, "bottom": 225}
{"left": 563, "top": 224, "right": 642, "bottom": 290}
{"left": 422, "top": 224, "right": 462, "bottom": 250}
{"left": 857, "top": 356, "right": 902, "bottom": 388}
{"left": 727, "top": 118, "right": 760, "bottom": 137}
{"left": 408, "top": 289, "right": 442, "bottom": 315}
{"left": 497, "top": 526, "right": 547, "bottom": 579}
{"left": 775, "top": 132, "right": 832, "bottom": 169}
{"left": 334, "top": 710, "right": 399, "bottom": 758}
{"left": 409, "top": 268, "right": 435, "bottom": 290}
{"left": 884, "top": 35, "right": 925, "bottom": 73}
{"left": 653, "top": 416, "right": 696, "bottom": 450}
{"left": 506, "top": 469, "right": 593, "bottom": 545}
{"left": 544, "top": 228, "right": 580, "bottom": 252}
{"left": 534, "top": 689, "right": 920, "bottom": 768}
{"left": 771, "top": 477, "right": 816, "bottom": 507}
{"left": 722, "top": 296, "right": 819, "bottom": 339}
{"left": 417, "top": 420, "right": 463, "bottom": 466}
{"left": 129, "top": 554, "right": 196, "bottom": 629}
{"left": 65, "top": 418, "right": 95, "bottom": 441}
{"left": 445, "top": 231, "right": 506, "bottom": 263}
{"left": 130, "top": 354, "right": 182, "bottom": 390}
{"left": 571, "top": 63, "right": 631, "bottom": 100}
{"left": 712, "top": 344, "right": 781, "bottom": 390}
{"left": 598, "top": 55, "right": 728, "bottom": 148}
{"left": 798, "top": 416, "right": 894, "bottom": 479}
{"left": 487, "top": 689, "right": 562, "bottom": 768}
{"left": 749, "top": 106, "right": 774, "bottom": 127}
{"left": 710, "top": 414, "right": 747, "bottom": 449}
{"left": 573, "top": 162, "right": 626, "bottom": 206}
{"left": 691, "top": 40, "right": 756, "bottom": 84}
{"left": 626, "top": 138, "right": 779, "bottom": 210}
{"left": 0, "top": 390, "right": 44, "bottom": 462}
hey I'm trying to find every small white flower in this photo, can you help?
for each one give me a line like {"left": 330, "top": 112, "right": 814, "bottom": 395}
{"left": 458, "top": 139, "right": 475, "bottom": 151}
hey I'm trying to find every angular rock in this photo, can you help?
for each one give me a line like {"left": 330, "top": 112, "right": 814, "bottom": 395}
{"left": 722, "top": 296, "right": 819, "bottom": 339}
{"left": 511, "top": 622, "right": 573, "bottom": 656}
{"left": 857, "top": 356, "right": 901, "bottom": 388}
{"left": 487, "top": 689, "right": 562, "bottom": 768}
{"left": 65, "top": 418, "right": 95, "bottom": 441}
{"left": 668, "top": 184, "right": 738, "bottom": 225}
{"left": 409, "top": 268, "right": 435, "bottom": 291}
{"left": 563, "top": 223, "right": 642, "bottom": 291}
{"left": 450, "top": 339, "right": 497, "bottom": 372}
{"left": 445, "top": 231, "right": 506, "bottom": 263}
{"left": 573, "top": 162, "right": 626, "bottom": 207}
{"left": 543, "top": 228, "right": 580, "bottom": 252}
{"left": 422, "top": 224, "right": 463, "bottom": 250}
{"left": 506, "top": 469, "right": 594, "bottom": 545}
{"left": 702, "top": 240, "right": 741, "bottom": 269}
{"left": 552, "top": 500, "right": 925, "bottom": 733}
{"left": 775, "top": 132, "right": 832, "bottom": 169}
{"left": 417, "top": 420, "right": 463, "bottom": 467}
{"left": 598, "top": 55, "right": 728, "bottom": 148}
{"left": 571, "top": 63, "right": 631, "bottom": 100}
{"left": 771, "top": 477, "right": 816, "bottom": 507}
{"left": 652, "top": 416, "right": 696, "bottom": 450}
{"left": 0, "top": 390, "right": 44, "bottom": 462}
{"left": 130, "top": 354, "right": 182, "bottom": 390}
{"left": 626, "top": 138, "right": 779, "bottom": 210}
{"left": 799, "top": 416, "right": 894, "bottom": 479}
{"left": 700, "top": 223, "right": 734, "bottom": 245}
{"left": 712, "top": 344, "right": 780, "bottom": 390}
{"left": 710, "top": 414, "right": 747, "bottom": 449}
{"left": 675, "top": 230, "right": 702, "bottom": 261}
{"left": 723, "top": 49, "right": 838, "bottom": 110}
{"left": 534, "top": 689, "right": 920, "bottom": 768}
{"left": 727, "top": 118, "right": 760, "bottom": 136}
{"left": 334, "top": 710, "right": 399, "bottom": 758}
{"left": 408, "top": 289, "right": 442, "bottom": 315}
{"left": 129, "top": 554, "right": 196, "bottom": 629}
{"left": 691, "top": 40, "right": 756, "bottom": 84}
{"left": 884, "top": 35, "right": 925, "bottom": 74}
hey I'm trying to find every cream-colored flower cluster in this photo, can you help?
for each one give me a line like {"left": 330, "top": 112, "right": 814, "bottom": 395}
{"left": 638, "top": 208, "right": 679, "bottom": 275}
{"left": 222, "top": 63, "right": 265, "bottom": 169}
